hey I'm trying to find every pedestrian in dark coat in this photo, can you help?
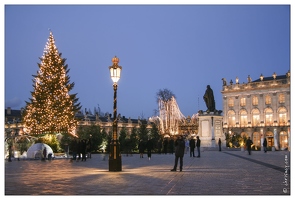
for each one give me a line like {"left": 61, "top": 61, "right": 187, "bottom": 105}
{"left": 246, "top": 137, "right": 253, "bottom": 155}
{"left": 218, "top": 138, "right": 222, "bottom": 151}
{"left": 171, "top": 135, "right": 185, "bottom": 172}
{"left": 263, "top": 138, "right": 267, "bottom": 153}
{"left": 138, "top": 140, "right": 145, "bottom": 158}
{"left": 189, "top": 137, "right": 196, "bottom": 157}
{"left": 70, "top": 138, "right": 78, "bottom": 162}
{"left": 196, "top": 136, "right": 201, "bottom": 157}
{"left": 146, "top": 139, "right": 153, "bottom": 160}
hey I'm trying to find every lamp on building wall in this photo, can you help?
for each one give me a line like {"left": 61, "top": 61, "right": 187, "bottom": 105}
{"left": 108, "top": 56, "right": 122, "bottom": 171}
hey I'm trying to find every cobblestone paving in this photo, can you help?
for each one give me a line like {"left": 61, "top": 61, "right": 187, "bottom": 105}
{"left": 4, "top": 150, "right": 290, "bottom": 195}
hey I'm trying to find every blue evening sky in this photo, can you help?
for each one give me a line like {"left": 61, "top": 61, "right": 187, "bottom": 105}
{"left": 4, "top": 2, "right": 291, "bottom": 120}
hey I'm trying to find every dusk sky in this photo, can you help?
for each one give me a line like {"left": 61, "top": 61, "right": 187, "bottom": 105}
{"left": 4, "top": 3, "right": 291, "bottom": 120}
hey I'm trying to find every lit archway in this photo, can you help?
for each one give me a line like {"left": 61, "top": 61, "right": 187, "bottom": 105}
{"left": 279, "top": 131, "right": 288, "bottom": 150}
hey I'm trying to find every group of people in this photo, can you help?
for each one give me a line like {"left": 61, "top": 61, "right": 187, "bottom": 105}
{"left": 70, "top": 138, "right": 92, "bottom": 162}
{"left": 138, "top": 138, "right": 153, "bottom": 160}
{"left": 188, "top": 136, "right": 201, "bottom": 157}
{"left": 244, "top": 137, "right": 269, "bottom": 155}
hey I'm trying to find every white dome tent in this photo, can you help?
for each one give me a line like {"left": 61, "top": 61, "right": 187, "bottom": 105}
{"left": 27, "top": 143, "right": 54, "bottom": 159}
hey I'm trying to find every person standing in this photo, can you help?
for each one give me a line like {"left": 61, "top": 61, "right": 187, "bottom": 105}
{"left": 218, "top": 138, "right": 222, "bottom": 151}
{"left": 138, "top": 139, "right": 145, "bottom": 158}
{"left": 263, "top": 138, "right": 267, "bottom": 153}
{"left": 146, "top": 138, "right": 153, "bottom": 160}
{"left": 71, "top": 138, "right": 78, "bottom": 162}
{"left": 81, "top": 139, "right": 87, "bottom": 161}
{"left": 246, "top": 137, "right": 253, "bottom": 155}
{"left": 189, "top": 137, "right": 196, "bottom": 157}
{"left": 196, "top": 136, "right": 201, "bottom": 157}
{"left": 171, "top": 135, "right": 185, "bottom": 172}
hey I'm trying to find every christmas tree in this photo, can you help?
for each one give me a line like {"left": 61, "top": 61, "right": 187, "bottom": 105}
{"left": 22, "top": 31, "right": 81, "bottom": 136}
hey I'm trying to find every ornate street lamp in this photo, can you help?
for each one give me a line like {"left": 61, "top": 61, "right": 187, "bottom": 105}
{"left": 108, "top": 56, "right": 122, "bottom": 171}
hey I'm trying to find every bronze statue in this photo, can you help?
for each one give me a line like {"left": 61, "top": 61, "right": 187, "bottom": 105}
{"left": 203, "top": 85, "right": 216, "bottom": 112}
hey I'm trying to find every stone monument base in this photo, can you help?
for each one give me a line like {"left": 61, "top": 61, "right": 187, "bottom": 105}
{"left": 198, "top": 112, "right": 226, "bottom": 148}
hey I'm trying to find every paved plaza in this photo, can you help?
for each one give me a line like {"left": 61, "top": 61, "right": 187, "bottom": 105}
{"left": 5, "top": 149, "right": 290, "bottom": 195}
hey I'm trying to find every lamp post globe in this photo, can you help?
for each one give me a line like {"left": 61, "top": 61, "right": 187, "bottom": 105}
{"left": 108, "top": 56, "right": 122, "bottom": 171}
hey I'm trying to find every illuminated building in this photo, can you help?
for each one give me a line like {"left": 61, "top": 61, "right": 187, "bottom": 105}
{"left": 221, "top": 71, "right": 290, "bottom": 150}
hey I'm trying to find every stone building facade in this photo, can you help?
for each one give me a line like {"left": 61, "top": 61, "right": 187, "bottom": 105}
{"left": 4, "top": 109, "right": 152, "bottom": 139}
{"left": 221, "top": 71, "right": 290, "bottom": 150}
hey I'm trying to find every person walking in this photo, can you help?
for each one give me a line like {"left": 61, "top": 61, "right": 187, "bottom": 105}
{"left": 146, "top": 138, "right": 153, "bottom": 160}
{"left": 196, "top": 136, "right": 201, "bottom": 157}
{"left": 189, "top": 137, "right": 196, "bottom": 157}
{"left": 171, "top": 135, "right": 185, "bottom": 172}
{"left": 138, "top": 139, "right": 145, "bottom": 158}
{"left": 218, "top": 138, "right": 222, "bottom": 151}
{"left": 263, "top": 138, "right": 267, "bottom": 153}
{"left": 246, "top": 137, "right": 253, "bottom": 155}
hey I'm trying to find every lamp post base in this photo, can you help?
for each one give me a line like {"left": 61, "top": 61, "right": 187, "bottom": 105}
{"left": 109, "top": 140, "right": 122, "bottom": 171}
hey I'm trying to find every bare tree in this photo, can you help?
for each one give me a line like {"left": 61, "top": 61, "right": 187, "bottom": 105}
{"left": 154, "top": 88, "right": 185, "bottom": 136}
{"left": 156, "top": 88, "right": 175, "bottom": 102}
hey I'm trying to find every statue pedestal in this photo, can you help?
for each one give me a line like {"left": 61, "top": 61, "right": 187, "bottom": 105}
{"left": 198, "top": 113, "right": 226, "bottom": 148}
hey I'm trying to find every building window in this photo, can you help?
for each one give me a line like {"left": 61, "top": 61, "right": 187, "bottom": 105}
{"left": 265, "top": 108, "right": 273, "bottom": 126}
{"left": 253, "top": 132, "right": 260, "bottom": 148}
{"left": 265, "top": 95, "right": 271, "bottom": 105}
{"left": 252, "top": 96, "right": 258, "bottom": 106}
{"left": 240, "top": 97, "right": 246, "bottom": 107}
{"left": 228, "top": 110, "right": 235, "bottom": 127}
{"left": 240, "top": 110, "right": 247, "bottom": 126}
{"left": 278, "top": 107, "right": 287, "bottom": 126}
{"left": 228, "top": 97, "right": 234, "bottom": 107}
{"left": 279, "top": 94, "right": 285, "bottom": 104}
{"left": 252, "top": 109, "right": 260, "bottom": 126}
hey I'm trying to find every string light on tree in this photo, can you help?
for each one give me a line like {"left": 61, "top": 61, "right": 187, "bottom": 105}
{"left": 22, "top": 31, "right": 81, "bottom": 136}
